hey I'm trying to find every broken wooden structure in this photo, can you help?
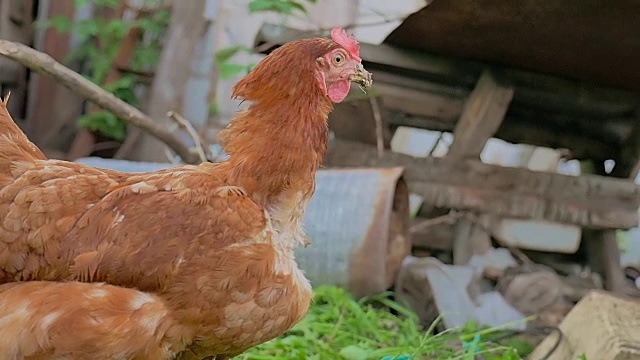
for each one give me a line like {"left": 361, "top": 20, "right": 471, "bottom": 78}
{"left": 252, "top": 1, "right": 640, "bottom": 294}
{"left": 0, "top": 0, "right": 36, "bottom": 123}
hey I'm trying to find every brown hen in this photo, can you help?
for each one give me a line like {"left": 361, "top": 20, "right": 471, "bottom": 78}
{"left": 0, "top": 27, "right": 371, "bottom": 359}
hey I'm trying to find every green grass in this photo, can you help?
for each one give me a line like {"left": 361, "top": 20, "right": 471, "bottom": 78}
{"left": 237, "top": 286, "right": 529, "bottom": 360}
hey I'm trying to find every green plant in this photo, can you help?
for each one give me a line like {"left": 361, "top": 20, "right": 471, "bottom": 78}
{"left": 214, "top": 0, "right": 317, "bottom": 80}
{"left": 37, "top": 0, "right": 170, "bottom": 140}
{"left": 238, "top": 286, "right": 527, "bottom": 360}
{"left": 249, "top": 0, "right": 316, "bottom": 14}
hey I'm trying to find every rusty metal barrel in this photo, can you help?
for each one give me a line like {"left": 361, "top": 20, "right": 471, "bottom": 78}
{"left": 75, "top": 158, "right": 412, "bottom": 298}
{"left": 297, "top": 167, "right": 411, "bottom": 298}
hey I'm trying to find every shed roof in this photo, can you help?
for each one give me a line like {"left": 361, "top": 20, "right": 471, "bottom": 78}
{"left": 385, "top": 1, "right": 640, "bottom": 91}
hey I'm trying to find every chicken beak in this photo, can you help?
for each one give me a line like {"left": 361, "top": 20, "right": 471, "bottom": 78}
{"left": 350, "top": 63, "right": 373, "bottom": 89}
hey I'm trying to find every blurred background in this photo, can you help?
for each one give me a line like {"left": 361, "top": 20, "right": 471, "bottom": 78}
{"left": 1, "top": 1, "right": 640, "bottom": 358}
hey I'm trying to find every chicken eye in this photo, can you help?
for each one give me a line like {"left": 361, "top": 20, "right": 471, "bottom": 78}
{"left": 332, "top": 53, "right": 345, "bottom": 66}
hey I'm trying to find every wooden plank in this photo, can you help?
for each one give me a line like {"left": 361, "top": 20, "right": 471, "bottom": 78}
{"left": 584, "top": 228, "right": 626, "bottom": 292}
{"left": 388, "top": 112, "right": 618, "bottom": 161}
{"left": 587, "top": 148, "right": 639, "bottom": 293}
{"left": 254, "top": 24, "right": 640, "bottom": 111}
{"left": 375, "top": 82, "right": 463, "bottom": 122}
{"left": 529, "top": 291, "right": 640, "bottom": 360}
{"left": 445, "top": 71, "right": 513, "bottom": 264}
{"left": 447, "top": 71, "right": 514, "bottom": 159}
{"left": 600, "top": 230, "right": 626, "bottom": 292}
{"left": 329, "top": 93, "right": 393, "bottom": 148}
{"left": 325, "top": 140, "right": 640, "bottom": 230}
{"left": 612, "top": 118, "right": 640, "bottom": 179}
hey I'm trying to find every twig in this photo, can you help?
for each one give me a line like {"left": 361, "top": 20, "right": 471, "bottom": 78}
{"left": 369, "top": 96, "right": 385, "bottom": 158}
{"left": 428, "top": 132, "right": 444, "bottom": 157}
{"left": 0, "top": 39, "right": 200, "bottom": 164}
{"left": 113, "top": 127, "right": 142, "bottom": 159}
{"left": 167, "top": 111, "right": 212, "bottom": 163}
{"left": 163, "top": 147, "right": 180, "bottom": 165}
{"left": 410, "top": 212, "right": 464, "bottom": 233}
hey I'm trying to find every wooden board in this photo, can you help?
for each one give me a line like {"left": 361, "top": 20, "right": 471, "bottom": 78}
{"left": 253, "top": 24, "right": 639, "bottom": 162}
{"left": 325, "top": 140, "right": 640, "bottom": 230}
{"left": 386, "top": 1, "right": 640, "bottom": 91}
{"left": 445, "top": 71, "right": 514, "bottom": 264}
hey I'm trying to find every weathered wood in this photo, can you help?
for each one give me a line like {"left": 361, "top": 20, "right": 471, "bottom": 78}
{"left": 447, "top": 71, "right": 514, "bottom": 159}
{"left": 329, "top": 92, "right": 393, "bottom": 148}
{"left": 385, "top": 1, "right": 640, "bottom": 92}
{"left": 254, "top": 24, "right": 640, "bottom": 112}
{"left": 612, "top": 117, "right": 640, "bottom": 179}
{"left": 0, "top": 0, "right": 35, "bottom": 124}
{"left": 325, "top": 140, "right": 640, "bottom": 229}
{"left": 411, "top": 219, "right": 454, "bottom": 250}
{"left": 127, "top": 1, "right": 208, "bottom": 162}
{"left": 529, "top": 291, "right": 640, "bottom": 360}
{"left": 444, "top": 70, "right": 514, "bottom": 264}
{"left": 585, "top": 154, "right": 637, "bottom": 293}
{"left": 452, "top": 216, "right": 492, "bottom": 265}
{"left": 254, "top": 24, "right": 638, "bottom": 162}
{"left": 374, "top": 82, "right": 464, "bottom": 122}
{"left": 387, "top": 102, "right": 623, "bottom": 162}
{"left": 600, "top": 230, "right": 626, "bottom": 293}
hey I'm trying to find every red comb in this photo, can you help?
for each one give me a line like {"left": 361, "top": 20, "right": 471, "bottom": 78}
{"left": 331, "top": 27, "right": 361, "bottom": 62}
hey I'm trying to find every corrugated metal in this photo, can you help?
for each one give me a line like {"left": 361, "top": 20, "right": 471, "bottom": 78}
{"left": 75, "top": 158, "right": 412, "bottom": 297}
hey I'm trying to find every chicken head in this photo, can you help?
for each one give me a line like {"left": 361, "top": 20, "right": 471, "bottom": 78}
{"left": 315, "top": 28, "right": 372, "bottom": 103}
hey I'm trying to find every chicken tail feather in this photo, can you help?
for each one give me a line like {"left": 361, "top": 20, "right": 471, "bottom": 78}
{"left": 0, "top": 95, "right": 47, "bottom": 188}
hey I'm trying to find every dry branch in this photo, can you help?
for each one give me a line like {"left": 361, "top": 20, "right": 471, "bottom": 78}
{"left": 0, "top": 39, "right": 200, "bottom": 164}
{"left": 167, "top": 110, "right": 214, "bottom": 163}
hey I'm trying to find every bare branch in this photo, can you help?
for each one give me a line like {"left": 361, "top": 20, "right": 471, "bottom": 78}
{"left": 167, "top": 110, "right": 213, "bottom": 163}
{"left": 369, "top": 96, "right": 385, "bottom": 158}
{"left": 0, "top": 39, "right": 200, "bottom": 164}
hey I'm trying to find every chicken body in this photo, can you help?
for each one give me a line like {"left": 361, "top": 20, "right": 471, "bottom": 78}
{"left": 0, "top": 28, "right": 371, "bottom": 359}
{"left": 0, "top": 155, "right": 313, "bottom": 359}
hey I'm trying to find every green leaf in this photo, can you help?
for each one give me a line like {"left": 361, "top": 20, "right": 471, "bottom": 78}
{"left": 218, "top": 63, "right": 249, "bottom": 79}
{"left": 95, "top": 0, "right": 121, "bottom": 8}
{"left": 75, "top": 19, "right": 101, "bottom": 38}
{"left": 214, "top": 46, "right": 248, "bottom": 64}
{"left": 338, "top": 345, "right": 369, "bottom": 360}
{"left": 77, "top": 111, "right": 127, "bottom": 141}
{"left": 248, "top": 0, "right": 277, "bottom": 13}
{"left": 248, "top": 0, "right": 310, "bottom": 14}
{"left": 104, "top": 19, "right": 128, "bottom": 39}
{"left": 287, "top": 1, "right": 308, "bottom": 13}
{"left": 46, "top": 16, "right": 73, "bottom": 33}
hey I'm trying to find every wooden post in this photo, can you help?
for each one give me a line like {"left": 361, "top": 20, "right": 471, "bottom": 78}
{"left": 445, "top": 70, "right": 514, "bottom": 264}
{"left": 588, "top": 118, "right": 640, "bottom": 293}
{"left": 128, "top": 1, "right": 208, "bottom": 162}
